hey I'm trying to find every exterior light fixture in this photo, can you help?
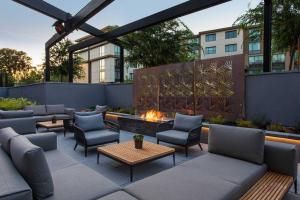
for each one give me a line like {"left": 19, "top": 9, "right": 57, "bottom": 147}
{"left": 53, "top": 21, "right": 65, "bottom": 34}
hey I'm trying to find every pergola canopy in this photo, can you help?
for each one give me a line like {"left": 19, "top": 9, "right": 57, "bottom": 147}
{"left": 11, "top": 0, "right": 272, "bottom": 82}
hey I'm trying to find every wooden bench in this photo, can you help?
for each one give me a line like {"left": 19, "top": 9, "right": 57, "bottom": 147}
{"left": 240, "top": 171, "right": 294, "bottom": 200}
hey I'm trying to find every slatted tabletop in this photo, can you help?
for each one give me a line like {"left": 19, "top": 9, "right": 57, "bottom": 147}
{"left": 97, "top": 141, "right": 175, "bottom": 165}
{"left": 37, "top": 120, "right": 64, "bottom": 128}
{"left": 240, "top": 171, "right": 293, "bottom": 200}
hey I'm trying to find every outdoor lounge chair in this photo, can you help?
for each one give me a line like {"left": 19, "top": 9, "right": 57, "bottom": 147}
{"left": 73, "top": 113, "right": 120, "bottom": 157}
{"left": 156, "top": 113, "right": 203, "bottom": 157}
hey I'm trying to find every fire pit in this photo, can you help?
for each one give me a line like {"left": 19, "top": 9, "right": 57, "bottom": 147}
{"left": 118, "top": 110, "right": 172, "bottom": 137}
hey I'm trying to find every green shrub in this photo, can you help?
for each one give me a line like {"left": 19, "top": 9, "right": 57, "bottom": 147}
{"left": 209, "top": 115, "right": 226, "bottom": 124}
{"left": 267, "top": 123, "right": 285, "bottom": 132}
{"left": 236, "top": 119, "right": 256, "bottom": 128}
{"left": 0, "top": 98, "right": 36, "bottom": 110}
{"left": 251, "top": 114, "right": 270, "bottom": 129}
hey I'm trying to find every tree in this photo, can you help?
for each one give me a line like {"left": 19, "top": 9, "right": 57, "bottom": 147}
{"left": 234, "top": 0, "right": 300, "bottom": 70}
{"left": 49, "top": 39, "right": 84, "bottom": 82}
{"left": 15, "top": 68, "right": 43, "bottom": 86}
{"left": 121, "top": 19, "right": 195, "bottom": 68}
{"left": 0, "top": 48, "right": 32, "bottom": 86}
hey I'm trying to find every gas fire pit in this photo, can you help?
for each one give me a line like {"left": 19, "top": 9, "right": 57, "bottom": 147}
{"left": 118, "top": 110, "right": 173, "bottom": 137}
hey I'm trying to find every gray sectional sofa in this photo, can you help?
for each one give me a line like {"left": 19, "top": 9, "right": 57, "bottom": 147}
{"left": 0, "top": 124, "right": 298, "bottom": 200}
{"left": 24, "top": 104, "right": 74, "bottom": 122}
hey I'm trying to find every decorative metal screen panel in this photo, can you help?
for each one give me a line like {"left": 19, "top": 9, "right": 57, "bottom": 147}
{"left": 134, "top": 55, "right": 245, "bottom": 119}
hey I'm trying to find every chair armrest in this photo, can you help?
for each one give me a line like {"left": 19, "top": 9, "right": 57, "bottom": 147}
{"left": 188, "top": 125, "right": 202, "bottom": 140}
{"left": 157, "top": 120, "right": 174, "bottom": 133}
{"left": 264, "top": 141, "right": 298, "bottom": 180}
{"left": 104, "top": 120, "right": 120, "bottom": 133}
{"left": 64, "top": 108, "right": 75, "bottom": 118}
{"left": 25, "top": 132, "right": 57, "bottom": 151}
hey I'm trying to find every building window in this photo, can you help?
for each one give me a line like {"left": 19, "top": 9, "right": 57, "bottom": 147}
{"left": 249, "top": 42, "right": 261, "bottom": 52}
{"left": 114, "top": 46, "right": 120, "bottom": 56}
{"left": 205, "top": 34, "right": 216, "bottom": 42}
{"left": 249, "top": 29, "right": 260, "bottom": 41}
{"left": 272, "top": 53, "right": 285, "bottom": 63}
{"left": 249, "top": 55, "right": 263, "bottom": 65}
{"left": 99, "top": 46, "right": 105, "bottom": 57}
{"left": 205, "top": 46, "right": 216, "bottom": 54}
{"left": 225, "top": 30, "right": 237, "bottom": 39}
{"left": 225, "top": 44, "right": 237, "bottom": 52}
{"left": 99, "top": 59, "right": 105, "bottom": 82}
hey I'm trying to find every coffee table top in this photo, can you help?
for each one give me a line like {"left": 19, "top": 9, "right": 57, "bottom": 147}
{"left": 37, "top": 120, "right": 64, "bottom": 128}
{"left": 97, "top": 141, "right": 175, "bottom": 165}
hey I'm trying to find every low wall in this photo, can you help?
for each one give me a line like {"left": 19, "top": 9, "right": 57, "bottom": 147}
{"left": 0, "top": 87, "right": 8, "bottom": 97}
{"left": 246, "top": 72, "right": 300, "bottom": 126}
{"left": 104, "top": 83, "right": 133, "bottom": 108}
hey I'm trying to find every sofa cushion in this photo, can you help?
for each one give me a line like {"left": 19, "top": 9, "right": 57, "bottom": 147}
{"left": 45, "top": 164, "right": 120, "bottom": 200}
{"left": 96, "top": 105, "right": 108, "bottom": 113}
{"left": 208, "top": 124, "right": 265, "bottom": 164}
{"left": 75, "top": 114, "right": 105, "bottom": 131}
{"left": 0, "top": 149, "right": 32, "bottom": 200}
{"left": 85, "top": 130, "right": 119, "bottom": 146}
{"left": 156, "top": 130, "right": 189, "bottom": 145}
{"left": 173, "top": 113, "right": 202, "bottom": 131}
{"left": 25, "top": 105, "right": 47, "bottom": 116}
{"left": 46, "top": 104, "right": 65, "bottom": 115}
{"left": 125, "top": 165, "right": 241, "bottom": 200}
{"left": 10, "top": 136, "right": 54, "bottom": 199}
{"left": 34, "top": 115, "right": 53, "bottom": 122}
{"left": 54, "top": 114, "right": 70, "bottom": 120}
{"left": 97, "top": 191, "right": 138, "bottom": 200}
{"left": 0, "top": 127, "right": 19, "bottom": 154}
{"left": 0, "top": 110, "right": 33, "bottom": 119}
{"left": 75, "top": 110, "right": 99, "bottom": 116}
{"left": 0, "top": 117, "right": 36, "bottom": 135}
{"left": 180, "top": 153, "right": 267, "bottom": 196}
{"left": 44, "top": 150, "right": 77, "bottom": 173}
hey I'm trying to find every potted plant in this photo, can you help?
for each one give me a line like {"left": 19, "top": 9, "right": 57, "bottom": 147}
{"left": 52, "top": 115, "right": 57, "bottom": 124}
{"left": 133, "top": 134, "right": 144, "bottom": 149}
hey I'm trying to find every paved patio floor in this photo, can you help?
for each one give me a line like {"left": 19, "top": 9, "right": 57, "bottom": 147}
{"left": 52, "top": 129, "right": 300, "bottom": 195}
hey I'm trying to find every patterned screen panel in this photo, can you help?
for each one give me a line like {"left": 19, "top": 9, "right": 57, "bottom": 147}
{"left": 134, "top": 55, "right": 245, "bottom": 119}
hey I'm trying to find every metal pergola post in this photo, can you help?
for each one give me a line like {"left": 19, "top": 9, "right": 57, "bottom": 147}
{"left": 263, "top": 0, "right": 272, "bottom": 72}
{"left": 45, "top": 46, "right": 50, "bottom": 82}
{"left": 120, "top": 46, "right": 124, "bottom": 82}
{"left": 68, "top": 51, "right": 74, "bottom": 83}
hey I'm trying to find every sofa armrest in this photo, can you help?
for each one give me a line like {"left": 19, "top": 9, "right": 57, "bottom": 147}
{"left": 104, "top": 120, "right": 120, "bottom": 133}
{"left": 25, "top": 132, "right": 57, "bottom": 151}
{"left": 64, "top": 108, "right": 75, "bottom": 117}
{"left": 264, "top": 141, "right": 298, "bottom": 180}
{"left": 188, "top": 125, "right": 202, "bottom": 140}
{"left": 157, "top": 120, "right": 174, "bottom": 133}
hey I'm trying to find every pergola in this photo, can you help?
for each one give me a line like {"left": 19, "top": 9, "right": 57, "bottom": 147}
{"left": 12, "top": 0, "right": 272, "bottom": 82}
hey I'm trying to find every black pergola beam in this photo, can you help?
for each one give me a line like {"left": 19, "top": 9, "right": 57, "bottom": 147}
{"left": 46, "top": 0, "right": 114, "bottom": 48}
{"left": 263, "top": 0, "right": 272, "bottom": 72}
{"left": 69, "top": 0, "right": 231, "bottom": 52}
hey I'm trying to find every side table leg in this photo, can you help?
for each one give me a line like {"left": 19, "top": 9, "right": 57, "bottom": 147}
{"left": 173, "top": 153, "right": 176, "bottom": 166}
{"left": 97, "top": 152, "right": 100, "bottom": 164}
{"left": 130, "top": 166, "right": 133, "bottom": 182}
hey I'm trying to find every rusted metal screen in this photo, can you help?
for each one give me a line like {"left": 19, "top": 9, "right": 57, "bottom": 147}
{"left": 134, "top": 55, "right": 245, "bottom": 119}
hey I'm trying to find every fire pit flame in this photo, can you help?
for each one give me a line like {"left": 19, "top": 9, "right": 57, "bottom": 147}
{"left": 141, "top": 110, "right": 165, "bottom": 122}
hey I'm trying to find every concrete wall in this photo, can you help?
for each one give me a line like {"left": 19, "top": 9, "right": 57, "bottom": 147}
{"left": 246, "top": 72, "right": 300, "bottom": 126}
{"left": 0, "top": 88, "right": 8, "bottom": 97}
{"left": 104, "top": 83, "right": 133, "bottom": 108}
{"left": 8, "top": 84, "right": 47, "bottom": 104}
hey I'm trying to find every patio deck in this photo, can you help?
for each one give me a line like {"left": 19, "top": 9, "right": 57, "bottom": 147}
{"left": 54, "top": 129, "right": 300, "bottom": 195}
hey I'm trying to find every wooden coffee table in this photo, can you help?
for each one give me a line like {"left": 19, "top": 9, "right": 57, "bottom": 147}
{"left": 97, "top": 141, "right": 175, "bottom": 182}
{"left": 37, "top": 120, "right": 64, "bottom": 131}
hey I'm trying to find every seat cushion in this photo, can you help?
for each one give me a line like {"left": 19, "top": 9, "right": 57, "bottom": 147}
{"left": 44, "top": 150, "right": 77, "bottom": 173}
{"left": 34, "top": 115, "right": 53, "bottom": 122}
{"left": 173, "top": 113, "right": 203, "bottom": 131}
{"left": 25, "top": 105, "right": 47, "bottom": 116}
{"left": 0, "top": 117, "right": 36, "bottom": 135}
{"left": 208, "top": 124, "right": 265, "bottom": 164}
{"left": 54, "top": 114, "right": 70, "bottom": 120}
{"left": 180, "top": 153, "right": 267, "bottom": 196}
{"left": 46, "top": 105, "right": 65, "bottom": 115}
{"left": 45, "top": 164, "right": 120, "bottom": 200}
{"left": 0, "top": 110, "right": 33, "bottom": 119}
{"left": 97, "top": 191, "right": 138, "bottom": 200}
{"left": 85, "top": 130, "right": 119, "bottom": 146}
{"left": 0, "top": 149, "right": 32, "bottom": 200}
{"left": 10, "top": 135, "right": 54, "bottom": 199}
{"left": 156, "top": 130, "right": 188, "bottom": 145}
{"left": 0, "top": 127, "right": 19, "bottom": 154}
{"left": 125, "top": 165, "right": 241, "bottom": 200}
{"left": 75, "top": 114, "right": 105, "bottom": 131}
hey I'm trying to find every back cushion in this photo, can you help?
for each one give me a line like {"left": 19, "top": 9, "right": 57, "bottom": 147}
{"left": 0, "top": 118, "right": 36, "bottom": 135}
{"left": 95, "top": 105, "right": 108, "bottom": 113}
{"left": 173, "top": 113, "right": 203, "bottom": 131}
{"left": 24, "top": 105, "right": 47, "bottom": 116}
{"left": 208, "top": 124, "right": 265, "bottom": 164}
{"left": 0, "top": 127, "right": 19, "bottom": 154}
{"left": 75, "top": 110, "right": 99, "bottom": 116}
{"left": 10, "top": 136, "right": 54, "bottom": 199}
{"left": 0, "top": 110, "right": 33, "bottom": 119}
{"left": 75, "top": 114, "right": 105, "bottom": 131}
{"left": 46, "top": 104, "right": 65, "bottom": 114}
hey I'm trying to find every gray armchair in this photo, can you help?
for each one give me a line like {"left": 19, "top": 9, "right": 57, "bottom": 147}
{"left": 73, "top": 113, "right": 120, "bottom": 157}
{"left": 156, "top": 113, "right": 203, "bottom": 157}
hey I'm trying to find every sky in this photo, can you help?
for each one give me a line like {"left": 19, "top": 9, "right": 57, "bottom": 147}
{"left": 0, "top": 0, "right": 261, "bottom": 66}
